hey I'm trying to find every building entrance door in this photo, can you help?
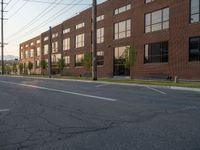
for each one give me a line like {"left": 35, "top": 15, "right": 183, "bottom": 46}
{"left": 114, "top": 46, "right": 130, "bottom": 76}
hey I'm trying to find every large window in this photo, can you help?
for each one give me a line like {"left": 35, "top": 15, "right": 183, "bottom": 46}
{"left": 114, "top": 4, "right": 131, "bottom": 15}
{"left": 97, "top": 28, "right": 104, "bottom": 44}
{"left": 190, "top": 0, "right": 200, "bottom": 23}
{"left": 30, "top": 49, "right": 34, "bottom": 57}
{"left": 145, "top": 8, "right": 169, "bottom": 33}
{"left": 52, "top": 41, "right": 58, "bottom": 53}
{"left": 25, "top": 50, "right": 29, "bottom": 58}
{"left": 36, "top": 47, "right": 41, "bottom": 56}
{"left": 76, "top": 34, "right": 85, "bottom": 48}
{"left": 63, "top": 38, "right": 70, "bottom": 50}
{"left": 97, "top": 51, "right": 104, "bottom": 66}
{"left": 65, "top": 56, "right": 70, "bottom": 66}
{"left": 189, "top": 37, "right": 200, "bottom": 61}
{"left": 144, "top": 42, "right": 168, "bottom": 63}
{"left": 36, "top": 60, "right": 40, "bottom": 68}
{"left": 114, "top": 19, "right": 131, "bottom": 40}
{"left": 75, "top": 54, "right": 84, "bottom": 66}
{"left": 21, "top": 52, "right": 24, "bottom": 59}
{"left": 44, "top": 44, "right": 48, "bottom": 55}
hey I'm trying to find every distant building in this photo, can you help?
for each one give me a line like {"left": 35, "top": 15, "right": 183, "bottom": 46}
{"left": 19, "top": 0, "right": 200, "bottom": 80}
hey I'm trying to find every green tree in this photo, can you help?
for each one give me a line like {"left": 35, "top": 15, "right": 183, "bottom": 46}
{"left": 5, "top": 65, "right": 11, "bottom": 74}
{"left": 83, "top": 52, "right": 92, "bottom": 70}
{"left": 57, "top": 58, "right": 65, "bottom": 74}
{"left": 28, "top": 61, "right": 33, "bottom": 75}
{"left": 19, "top": 63, "right": 23, "bottom": 75}
{"left": 12, "top": 63, "right": 17, "bottom": 74}
{"left": 40, "top": 60, "right": 48, "bottom": 76}
{"left": 124, "top": 45, "right": 136, "bottom": 69}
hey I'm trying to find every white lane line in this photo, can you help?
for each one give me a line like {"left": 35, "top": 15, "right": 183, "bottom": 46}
{"left": 146, "top": 86, "right": 167, "bottom": 95}
{"left": 0, "top": 81, "right": 117, "bottom": 102}
{"left": 95, "top": 84, "right": 110, "bottom": 88}
{"left": 0, "top": 109, "right": 10, "bottom": 112}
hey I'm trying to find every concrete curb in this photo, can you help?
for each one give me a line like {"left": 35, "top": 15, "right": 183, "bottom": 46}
{"left": 1, "top": 75, "right": 200, "bottom": 93}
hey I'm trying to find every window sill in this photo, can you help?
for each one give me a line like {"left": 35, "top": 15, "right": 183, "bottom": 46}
{"left": 188, "top": 61, "right": 200, "bottom": 64}
{"left": 144, "top": 62, "right": 168, "bottom": 65}
{"left": 144, "top": 29, "right": 169, "bottom": 35}
{"left": 189, "top": 22, "right": 200, "bottom": 25}
{"left": 75, "top": 66, "right": 84, "bottom": 68}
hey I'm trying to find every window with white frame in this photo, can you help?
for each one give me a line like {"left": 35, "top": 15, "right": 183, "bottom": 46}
{"left": 114, "top": 4, "right": 131, "bottom": 15}
{"left": 44, "top": 44, "right": 48, "bottom": 55}
{"left": 63, "top": 28, "right": 70, "bottom": 34}
{"left": 97, "top": 15, "right": 104, "bottom": 22}
{"left": 37, "top": 40, "right": 40, "bottom": 44}
{"left": 25, "top": 50, "right": 29, "bottom": 58}
{"left": 36, "top": 60, "right": 40, "bottom": 68}
{"left": 76, "top": 33, "right": 85, "bottom": 48}
{"left": 63, "top": 38, "right": 70, "bottom": 50}
{"left": 97, "top": 51, "right": 104, "bottom": 66}
{"left": 30, "top": 49, "right": 34, "bottom": 57}
{"left": 52, "top": 33, "right": 58, "bottom": 38}
{"left": 21, "top": 52, "right": 24, "bottom": 59}
{"left": 75, "top": 54, "right": 84, "bottom": 66}
{"left": 114, "top": 19, "right": 131, "bottom": 40}
{"left": 76, "top": 22, "right": 85, "bottom": 29}
{"left": 36, "top": 47, "right": 41, "bottom": 56}
{"left": 97, "top": 28, "right": 104, "bottom": 43}
{"left": 65, "top": 56, "right": 70, "bottom": 66}
{"left": 52, "top": 41, "right": 58, "bottom": 53}
{"left": 145, "top": 8, "right": 169, "bottom": 33}
{"left": 145, "top": 0, "right": 154, "bottom": 3}
{"left": 44, "top": 36, "right": 48, "bottom": 41}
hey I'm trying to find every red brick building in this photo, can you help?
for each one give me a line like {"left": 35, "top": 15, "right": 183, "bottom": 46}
{"left": 19, "top": 0, "right": 200, "bottom": 80}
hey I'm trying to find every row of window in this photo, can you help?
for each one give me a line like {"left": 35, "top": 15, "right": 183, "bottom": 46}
{"left": 22, "top": 35, "right": 200, "bottom": 65}
{"left": 31, "top": 51, "right": 104, "bottom": 69}
{"left": 145, "top": 36, "right": 200, "bottom": 64}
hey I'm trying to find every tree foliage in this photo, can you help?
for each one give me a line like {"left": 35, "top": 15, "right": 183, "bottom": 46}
{"left": 19, "top": 63, "right": 24, "bottom": 74}
{"left": 40, "top": 60, "right": 47, "bottom": 70}
{"left": 28, "top": 61, "right": 33, "bottom": 71}
{"left": 57, "top": 58, "right": 65, "bottom": 72}
{"left": 124, "top": 45, "right": 136, "bottom": 69}
{"left": 83, "top": 52, "right": 92, "bottom": 70}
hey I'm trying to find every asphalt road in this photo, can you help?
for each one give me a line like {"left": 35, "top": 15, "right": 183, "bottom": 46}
{"left": 0, "top": 76, "right": 200, "bottom": 150}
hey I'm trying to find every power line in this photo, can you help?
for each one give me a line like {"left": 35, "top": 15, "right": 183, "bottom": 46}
{"left": 3, "top": 0, "right": 13, "bottom": 10}
{"left": 6, "top": 1, "right": 28, "bottom": 19}
{"left": 23, "top": 0, "right": 90, "bottom": 6}
{"left": 7, "top": 0, "right": 86, "bottom": 42}
{"left": 6, "top": 0, "right": 65, "bottom": 40}
{"left": 5, "top": 0, "right": 20, "bottom": 11}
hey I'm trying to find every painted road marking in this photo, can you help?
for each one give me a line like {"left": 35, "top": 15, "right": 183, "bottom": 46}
{"left": 0, "top": 109, "right": 10, "bottom": 112}
{"left": 0, "top": 81, "right": 117, "bottom": 102}
{"left": 146, "top": 86, "right": 167, "bottom": 95}
{"left": 95, "top": 84, "right": 110, "bottom": 88}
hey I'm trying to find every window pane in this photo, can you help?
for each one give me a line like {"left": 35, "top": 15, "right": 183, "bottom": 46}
{"left": 191, "top": 0, "right": 199, "bottom": 14}
{"left": 152, "top": 10, "right": 162, "bottom": 24}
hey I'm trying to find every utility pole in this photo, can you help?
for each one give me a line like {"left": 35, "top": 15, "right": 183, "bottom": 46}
{"left": 1, "top": 0, "right": 5, "bottom": 75}
{"left": 92, "top": 0, "right": 97, "bottom": 80}
{"left": 60, "top": 23, "right": 64, "bottom": 59}
{"left": 48, "top": 26, "right": 52, "bottom": 78}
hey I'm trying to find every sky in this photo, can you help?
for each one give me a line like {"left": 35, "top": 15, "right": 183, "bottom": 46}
{"left": 2, "top": 0, "right": 106, "bottom": 59}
